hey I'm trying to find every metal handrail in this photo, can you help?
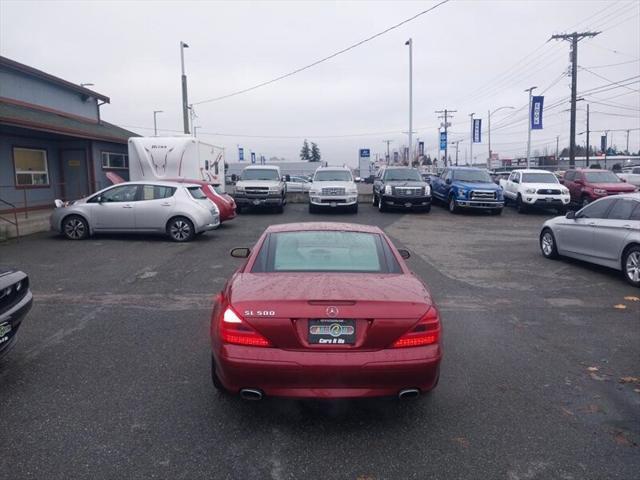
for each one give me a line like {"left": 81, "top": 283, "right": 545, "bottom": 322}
{"left": 0, "top": 196, "right": 20, "bottom": 241}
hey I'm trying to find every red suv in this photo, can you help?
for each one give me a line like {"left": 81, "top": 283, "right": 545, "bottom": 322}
{"left": 562, "top": 169, "right": 637, "bottom": 208}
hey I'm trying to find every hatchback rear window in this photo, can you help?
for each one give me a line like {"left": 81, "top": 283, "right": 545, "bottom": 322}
{"left": 251, "top": 231, "right": 402, "bottom": 273}
{"left": 187, "top": 187, "right": 208, "bottom": 199}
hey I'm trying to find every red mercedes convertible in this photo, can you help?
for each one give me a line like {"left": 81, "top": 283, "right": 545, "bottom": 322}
{"left": 210, "top": 222, "right": 442, "bottom": 400}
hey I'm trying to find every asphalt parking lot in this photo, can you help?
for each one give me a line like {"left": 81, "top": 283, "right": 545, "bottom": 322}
{"left": 1, "top": 203, "right": 639, "bottom": 480}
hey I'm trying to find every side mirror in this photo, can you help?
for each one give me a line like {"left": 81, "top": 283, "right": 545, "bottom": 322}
{"left": 398, "top": 248, "right": 411, "bottom": 259}
{"left": 205, "top": 160, "right": 210, "bottom": 170}
{"left": 565, "top": 211, "right": 576, "bottom": 220}
{"left": 445, "top": 178, "right": 452, "bottom": 185}
{"left": 620, "top": 178, "right": 627, "bottom": 182}
{"left": 230, "top": 247, "right": 251, "bottom": 258}
{"left": 284, "top": 174, "right": 291, "bottom": 182}
{"left": 96, "top": 195, "right": 103, "bottom": 203}
{"left": 231, "top": 174, "right": 238, "bottom": 182}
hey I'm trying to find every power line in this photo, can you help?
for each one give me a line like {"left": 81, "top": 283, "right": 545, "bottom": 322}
{"left": 579, "top": 66, "right": 640, "bottom": 92}
{"left": 581, "top": 59, "right": 640, "bottom": 69}
{"left": 192, "top": 0, "right": 450, "bottom": 105}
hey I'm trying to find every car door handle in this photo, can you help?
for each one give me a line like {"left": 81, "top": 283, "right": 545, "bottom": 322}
{"left": 160, "top": 202, "right": 171, "bottom": 206}
{"left": 588, "top": 222, "right": 597, "bottom": 227}
{"left": 622, "top": 224, "right": 632, "bottom": 229}
{"left": 122, "top": 204, "right": 133, "bottom": 208}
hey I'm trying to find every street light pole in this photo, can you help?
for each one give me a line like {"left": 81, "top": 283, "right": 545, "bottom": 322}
{"left": 469, "top": 113, "right": 475, "bottom": 165}
{"left": 487, "top": 106, "right": 514, "bottom": 169}
{"left": 153, "top": 110, "right": 163, "bottom": 136}
{"left": 525, "top": 86, "right": 537, "bottom": 168}
{"left": 193, "top": 125, "right": 202, "bottom": 138}
{"left": 405, "top": 38, "right": 413, "bottom": 165}
{"left": 180, "top": 41, "right": 190, "bottom": 134}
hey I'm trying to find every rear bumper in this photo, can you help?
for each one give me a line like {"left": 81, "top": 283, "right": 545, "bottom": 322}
{"left": 234, "top": 195, "right": 283, "bottom": 207}
{"left": 213, "top": 343, "right": 442, "bottom": 398}
{"left": 381, "top": 195, "right": 431, "bottom": 208}
{"left": 0, "top": 290, "right": 33, "bottom": 358}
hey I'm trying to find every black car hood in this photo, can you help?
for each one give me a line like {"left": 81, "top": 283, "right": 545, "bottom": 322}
{"left": 385, "top": 180, "right": 427, "bottom": 187}
{"left": 0, "top": 266, "right": 15, "bottom": 277}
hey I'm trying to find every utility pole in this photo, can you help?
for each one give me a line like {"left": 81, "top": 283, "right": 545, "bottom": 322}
{"left": 180, "top": 41, "right": 190, "bottom": 134}
{"left": 626, "top": 129, "right": 630, "bottom": 154}
{"left": 550, "top": 31, "right": 600, "bottom": 168}
{"left": 153, "top": 110, "right": 163, "bottom": 136}
{"left": 525, "top": 86, "right": 537, "bottom": 168}
{"left": 405, "top": 38, "right": 414, "bottom": 163}
{"left": 383, "top": 140, "right": 392, "bottom": 164}
{"left": 436, "top": 109, "right": 456, "bottom": 166}
{"left": 586, "top": 103, "right": 590, "bottom": 167}
{"left": 556, "top": 135, "right": 560, "bottom": 164}
{"left": 450, "top": 140, "right": 462, "bottom": 166}
{"left": 469, "top": 113, "right": 475, "bottom": 165}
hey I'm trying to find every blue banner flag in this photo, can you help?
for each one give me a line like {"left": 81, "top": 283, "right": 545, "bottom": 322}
{"left": 238, "top": 147, "right": 244, "bottom": 161}
{"left": 418, "top": 141, "right": 424, "bottom": 156}
{"left": 439, "top": 132, "right": 447, "bottom": 150}
{"left": 359, "top": 148, "right": 370, "bottom": 158}
{"left": 473, "top": 119, "right": 482, "bottom": 143}
{"left": 531, "top": 96, "right": 544, "bottom": 130}
{"left": 251, "top": 152, "right": 256, "bottom": 164}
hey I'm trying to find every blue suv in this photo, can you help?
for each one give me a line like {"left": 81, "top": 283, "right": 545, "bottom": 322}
{"left": 431, "top": 167, "right": 504, "bottom": 214}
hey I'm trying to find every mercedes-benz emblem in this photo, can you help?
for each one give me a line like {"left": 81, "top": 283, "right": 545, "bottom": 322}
{"left": 326, "top": 306, "right": 339, "bottom": 318}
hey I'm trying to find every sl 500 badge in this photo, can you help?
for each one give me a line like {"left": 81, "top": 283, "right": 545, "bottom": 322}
{"left": 243, "top": 310, "right": 276, "bottom": 317}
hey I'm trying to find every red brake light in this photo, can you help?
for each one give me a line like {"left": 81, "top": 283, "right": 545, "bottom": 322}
{"left": 220, "top": 306, "right": 271, "bottom": 347}
{"left": 392, "top": 307, "right": 440, "bottom": 348}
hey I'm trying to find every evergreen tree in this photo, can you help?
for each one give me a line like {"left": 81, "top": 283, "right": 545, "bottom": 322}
{"left": 310, "top": 142, "right": 321, "bottom": 162}
{"left": 300, "top": 139, "right": 311, "bottom": 160}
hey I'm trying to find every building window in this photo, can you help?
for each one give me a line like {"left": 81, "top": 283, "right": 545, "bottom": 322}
{"left": 14, "top": 147, "right": 50, "bottom": 186}
{"left": 101, "top": 152, "right": 128, "bottom": 170}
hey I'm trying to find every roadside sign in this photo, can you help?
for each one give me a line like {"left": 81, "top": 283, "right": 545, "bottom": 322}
{"left": 251, "top": 152, "right": 256, "bottom": 164}
{"left": 238, "top": 147, "right": 244, "bottom": 161}
{"left": 439, "top": 132, "right": 447, "bottom": 150}
{"left": 359, "top": 148, "right": 370, "bottom": 158}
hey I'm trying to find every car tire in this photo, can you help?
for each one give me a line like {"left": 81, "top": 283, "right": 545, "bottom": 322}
{"left": 622, "top": 245, "right": 640, "bottom": 288}
{"left": 490, "top": 208, "right": 502, "bottom": 215}
{"left": 516, "top": 195, "right": 527, "bottom": 214}
{"left": 167, "top": 216, "right": 195, "bottom": 242}
{"left": 351, "top": 203, "right": 359, "bottom": 214}
{"left": 372, "top": 194, "right": 378, "bottom": 207}
{"left": 309, "top": 203, "right": 316, "bottom": 214}
{"left": 378, "top": 197, "right": 386, "bottom": 212}
{"left": 423, "top": 205, "right": 431, "bottom": 213}
{"left": 540, "top": 228, "right": 559, "bottom": 259}
{"left": 448, "top": 196, "right": 458, "bottom": 214}
{"left": 275, "top": 204, "right": 284, "bottom": 214}
{"left": 211, "top": 356, "right": 228, "bottom": 393}
{"left": 581, "top": 195, "right": 591, "bottom": 208}
{"left": 62, "top": 214, "right": 89, "bottom": 240}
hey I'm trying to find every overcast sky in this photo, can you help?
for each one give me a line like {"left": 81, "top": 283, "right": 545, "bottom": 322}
{"left": 1, "top": 0, "right": 639, "bottom": 166}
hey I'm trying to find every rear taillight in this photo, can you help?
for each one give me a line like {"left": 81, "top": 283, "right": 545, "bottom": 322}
{"left": 220, "top": 306, "right": 271, "bottom": 347}
{"left": 392, "top": 307, "right": 440, "bottom": 348}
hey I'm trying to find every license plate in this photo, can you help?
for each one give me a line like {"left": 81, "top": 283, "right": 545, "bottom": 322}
{"left": 545, "top": 198, "right": 552, "bottom": 202}
{"left": 252, "top": 199, "right": 262, "bottom": 205}
{"left": 330, "top": 202, "right": 337, "bottom": 207}
{"left": 405, "top": 202, "right": 412, "bottom": 208}
{"left": 308, "top": 319, "right": 356, "bottom": 345}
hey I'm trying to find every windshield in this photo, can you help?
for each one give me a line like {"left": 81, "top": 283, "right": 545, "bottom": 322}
{"left": 584, "top": 171, "right": 621, "bottom": 183}
{"left": 252, "top": 231, "right": 400, "bottom": 273}
{"left": 384, "top": 169, "right": 422, "bottom": 181}
{"left": 452, "top": 170, "right": 493, "bottom": 183}
{"left": 187, "top": 186, "right": 208, "bottom": 199}
{"left": 241, "top": 169, "right": 279, "bottom": 181}
{"left": 521, "top": 173, "right": 559, "bottom": 184}
{"left": 314, "top": 170, "right": 353, "bottom": 182}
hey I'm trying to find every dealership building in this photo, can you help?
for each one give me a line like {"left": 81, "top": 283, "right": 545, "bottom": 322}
{"left": 0, "top": 55, "right": 136, "bottom": 218}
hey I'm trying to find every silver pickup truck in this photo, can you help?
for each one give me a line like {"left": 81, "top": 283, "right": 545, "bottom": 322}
{"left": 233, "top": 165, "right": 288, "bottom": 213}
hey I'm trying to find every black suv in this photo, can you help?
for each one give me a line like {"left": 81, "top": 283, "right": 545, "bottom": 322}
{"left": 372, "top": 166, "right": 432, "bottom": 212}
{"left": 0, "top": 267, "right": 32, "bottom": 359}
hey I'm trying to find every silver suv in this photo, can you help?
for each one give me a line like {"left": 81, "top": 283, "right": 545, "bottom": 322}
{"left": 309, "top": 166, "right": 358, "bottom": 213}
{"left": 233, "top": 166, "right": 288, "bottom": 213}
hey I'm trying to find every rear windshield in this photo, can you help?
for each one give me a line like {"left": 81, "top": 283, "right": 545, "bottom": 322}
{"left": 314, "top": 170, "right": 353, "bottom": 182}
{"left": 453, "top": 170, "right": 493, "bottom": 183}
{"left": 521, "top": 173, "right": 559, "bottom": 184}
{"left": 187, "top": 187, "right": 208, "bottom": 199}
{"left": 241, "top": 169, "right": 279, "bottom": 181}
{"left": 583, "top": 171, "right": 621, "bottom": 183}
{"left": 384, "top": 169, "right": 422, "bottom": 181}
{"left": 251, "top": 231, "right": 401, "bottom": 273}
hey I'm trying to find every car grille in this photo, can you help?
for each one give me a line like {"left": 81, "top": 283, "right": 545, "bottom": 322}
{"left": 0, "top": 276, "right": 29, "bottom": 314}
{"left": 537, "top": 189, "right": 561, "bottom": 195}
{"left": 321, "top": 187, "right": 346, "bottom": 196}
{"left": 470, "top": 190, "right": 496, "bottom": 200}
{"left": 243, "top": 186, "right": 269, "bottom": 198}
{"left": 393, "top": 187, "right": 423, "bottom": 196}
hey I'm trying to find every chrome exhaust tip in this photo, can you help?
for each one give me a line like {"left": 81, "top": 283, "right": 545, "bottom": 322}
{"left": 240, "top": 388, "right": 263, "bottom": 401}
{"left": 398, "top": 388, "right": 420, "bottom": 400}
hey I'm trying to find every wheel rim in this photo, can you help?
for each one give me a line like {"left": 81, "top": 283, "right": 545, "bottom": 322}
{"left": 372, "top": 194, "right": 376, "bottom": 205}
{"left": 65, "top": 218, "right": 85, "bottom": 239}
{"left": 449, "top": 199, "right": 455, "bottom": 212}
{"left": 170, "top": 220, "right": 191, "bottom": 240}
{"left": 541, "top": 233, "right": 554, "bottom": 256}
{"left": 626, "top": 251, "right": 640, "bottom": 283}
{"left": 379, "top": 198, "right": 383, "bottom": 211}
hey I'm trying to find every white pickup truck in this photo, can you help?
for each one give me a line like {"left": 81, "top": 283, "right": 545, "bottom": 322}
{"left": 617, "top": 166, "right": 640, "bottom": 187}
{"left": 499, "top": 169, "right": 570, "bottom": 214}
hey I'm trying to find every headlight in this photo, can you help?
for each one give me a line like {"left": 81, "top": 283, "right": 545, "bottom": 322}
{"left": 457, "top": 189, "right": 467, "bottom": 198}
{"left": 235, "top": 185, "right": 244, "bottom": 192}
{"left": 594, "top": 188, "right": 607, "bottom": 195}
{"left": 347, "top": 187, "right": 358, "bottom": 194}
{"left": 268, "top": 187, "right": 280, "bottom": 193}
{"left": 424, "top": 185, "right": 431, "bottom": 196}
{"left": 384, "top": 185, "right": 392, "bottom": 195}
{"left": 525, "top": 188, "right": 536, "bottom": 194}
{"left": 310, "top": 189, "right": 320, "bottom": 195}
{"left": 562, "top": 188, "right": 569, "bottom": 195}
